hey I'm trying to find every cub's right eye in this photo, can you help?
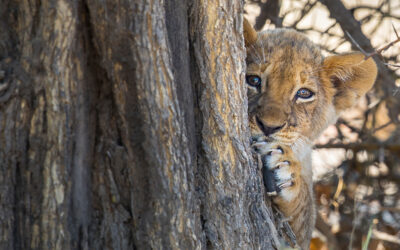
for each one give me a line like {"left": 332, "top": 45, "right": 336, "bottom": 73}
{"left": 246, "top": 75, "right": 262, "bottom": 87}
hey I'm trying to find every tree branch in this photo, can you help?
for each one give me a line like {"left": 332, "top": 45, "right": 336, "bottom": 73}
{"left": 314, "top": 142, "right": 400, "bottom": 151}
{"left": 250, "top": 0, "right": 283, "bottom": 30}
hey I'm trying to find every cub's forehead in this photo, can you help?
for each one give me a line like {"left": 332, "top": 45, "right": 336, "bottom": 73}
{"left": 247, "top": 61, "right": 317, "bottom": 80}
{"left": 246, "top": 28, "right": 323, "bottom": 67}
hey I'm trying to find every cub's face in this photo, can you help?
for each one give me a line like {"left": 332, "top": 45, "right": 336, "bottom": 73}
{"left": 244, "top": 21, "right": 377, "bottom": 146}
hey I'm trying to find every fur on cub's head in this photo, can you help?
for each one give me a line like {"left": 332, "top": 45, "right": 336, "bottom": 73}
{"left": 244, "top": 18, "right": 377, "bottom": 146}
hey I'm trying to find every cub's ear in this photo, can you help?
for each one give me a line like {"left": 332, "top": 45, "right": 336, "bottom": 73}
{"left": 323, "top": 52, "right": 377, "bottom": 112}
{"left": 243, "top": 17, "right": 257, "bottom": 47}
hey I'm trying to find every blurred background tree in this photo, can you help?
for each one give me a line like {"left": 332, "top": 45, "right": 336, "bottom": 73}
{"left": 245, "top": 0, "right": 400, "bottom": 249}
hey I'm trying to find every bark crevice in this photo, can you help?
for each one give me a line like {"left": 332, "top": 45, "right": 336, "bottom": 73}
{"left": 0, "top": 1, "right": 288, "bottom": 249}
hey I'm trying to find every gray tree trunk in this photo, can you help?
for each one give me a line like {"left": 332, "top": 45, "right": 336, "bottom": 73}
{"left": 0, "top": 0, "right": 292, "bottom": 249}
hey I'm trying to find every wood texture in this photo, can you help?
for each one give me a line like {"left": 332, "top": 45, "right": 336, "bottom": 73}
{"left": 189, "top": 1, "right": 286, "bottom": 249}
{"left": 0, "top": 0, "right": 290, "bottom": 249}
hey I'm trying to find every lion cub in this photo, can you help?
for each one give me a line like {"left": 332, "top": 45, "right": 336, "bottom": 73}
{"left": 244, "top": 19, "right": 377, "bottom": 249}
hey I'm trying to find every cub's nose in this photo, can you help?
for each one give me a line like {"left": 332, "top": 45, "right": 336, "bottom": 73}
{"left": 255, "top": 116, "right": 285, "bottom": 136}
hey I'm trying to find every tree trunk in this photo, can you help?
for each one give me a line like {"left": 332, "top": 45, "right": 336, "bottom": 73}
{"left": 0, "top": 0, "right": 291, "bottom": 249}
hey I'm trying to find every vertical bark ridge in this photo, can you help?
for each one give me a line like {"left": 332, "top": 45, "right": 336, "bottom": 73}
{"left": 0, "top": 0, "right": 288, "bottom": 249}
{"left": 86, "top": 0, "right": 200, "bottom": 249}
{"left": 0, "top": 0, "right": 19, "bottom": 248}
{"left": 190, "top": 1, "right": 256, "bottom": 248}
{"left": 3, "top": 1, "right": 77, "bottom": 249}
{"left": 190, "top": 1, "right": 286, "bottom": 249}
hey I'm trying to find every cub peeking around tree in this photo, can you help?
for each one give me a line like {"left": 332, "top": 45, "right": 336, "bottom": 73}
{"left": 243, "top": 19, "right": 377, "bottom": 249}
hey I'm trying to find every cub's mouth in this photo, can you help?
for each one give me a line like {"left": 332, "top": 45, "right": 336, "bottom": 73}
{"left": 250, "top": 116, "right": 275, "bottom": 143}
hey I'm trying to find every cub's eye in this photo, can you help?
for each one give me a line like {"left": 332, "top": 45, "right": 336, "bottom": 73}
{"left": 296, "top": 88, "right": 314, "bottom": 99}
{"left": 246, "top": 75, "right": 262, "bottom": 87}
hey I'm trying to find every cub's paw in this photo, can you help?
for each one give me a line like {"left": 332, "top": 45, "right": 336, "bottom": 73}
{"left": 250, "top": 136, "right": 271, "bottom": 155}
{"left": 260, "top": 144, "right": 301, "bottom": 203}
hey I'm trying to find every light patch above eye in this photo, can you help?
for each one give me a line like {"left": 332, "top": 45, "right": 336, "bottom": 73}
{"left": 296, "top": 95, "right": 315, "bottom": 103}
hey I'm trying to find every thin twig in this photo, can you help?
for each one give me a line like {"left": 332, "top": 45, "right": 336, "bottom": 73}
{"left": 345, "top": 24, "right": 400, "bottom": 61}
{"left": 392, "top": 23, "right": 399, "bottom": 39}
{"left": 370, "top": 121, "right": 394, "bottom": 134}
{"left": 349, "top": 199, "right": 359, "bottom": 250}
{"left": 345, "top": 31, "right": 368, "bottom": 55}
{"left": 361, "top": 220, "right": 375, "bottom": 250}
{"left": 314, "top": 143, "right": 400, "bottom": 151}
{"left": 385, "top": 62, "right": 400, "bottom": 67}
{"left": 372, "top": 229, "right": 400, "bottom": 244}
{"left": 364, "top": 25, "right": 400, "bottom": 60}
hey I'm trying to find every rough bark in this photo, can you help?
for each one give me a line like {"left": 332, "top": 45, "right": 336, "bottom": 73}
{"left": 0, "top": 0, "right": 289, "bottom": 249}
{"left": 190, "top": 1, "right": 285, "bottom": 249}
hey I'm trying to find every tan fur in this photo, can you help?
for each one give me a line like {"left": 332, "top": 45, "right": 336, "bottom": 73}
{"left": 244, "top": 18, "right": 258, "bottom": 47}
{"left": 244, "top": 19, "right": 377, "bottom": 249}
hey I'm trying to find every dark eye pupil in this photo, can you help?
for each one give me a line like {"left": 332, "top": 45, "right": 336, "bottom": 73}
{"left": 250, "top": 77, "right": 259, "bottom": 85}
{"left": 296, "top": 88, "right": 313, "bottom": 98}
{"left": 246, "top": 75, "right": 261, "bottom": 87}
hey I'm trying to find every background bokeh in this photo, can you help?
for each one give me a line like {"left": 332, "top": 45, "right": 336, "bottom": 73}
{"left": 245, "top": 1, "right": 400, "bottom": 249}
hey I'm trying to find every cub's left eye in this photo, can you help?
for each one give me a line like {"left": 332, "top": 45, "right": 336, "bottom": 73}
{"left": 296, "top": 88, "right": 314, "bottom": 99}
{"left": 246, "top": 75, "right": 262, "bottom": 87}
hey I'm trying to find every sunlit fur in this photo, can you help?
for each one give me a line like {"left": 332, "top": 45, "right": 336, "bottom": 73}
{"left": 244, "top": 18, "right": 377, "bottom": 249}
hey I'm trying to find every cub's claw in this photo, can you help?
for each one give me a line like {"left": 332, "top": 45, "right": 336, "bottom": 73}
{"left": 269, "top": 160, "right": 289, "bottom": 170}
{"left": 277, "top": 180, "right": 294, "bottom": 189}
{"left": 251, "top": 141, "right": 268, "bottom": 153}
{"left": 251, "top": 139, "right": 283, "bottom": 155}
{"left": 260, "top": 144, "right": 300, "bottom": 202}
{"left": 268, "top": 148, "right": 283, "bottom": 156}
